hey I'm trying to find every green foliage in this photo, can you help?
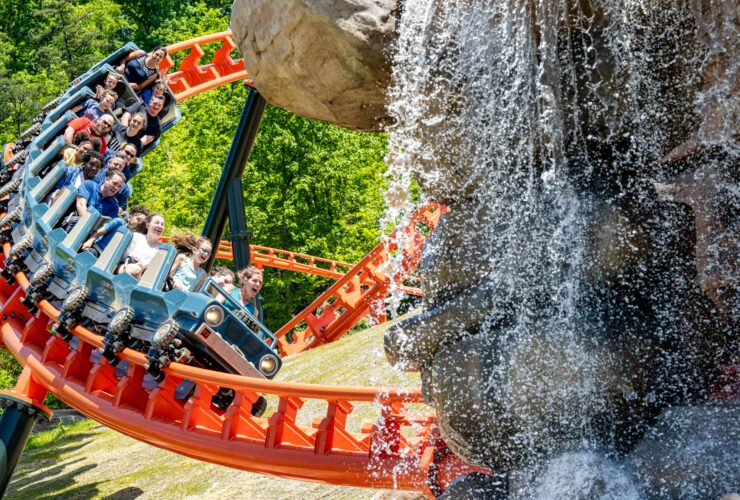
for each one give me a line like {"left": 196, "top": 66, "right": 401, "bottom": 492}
{"left": 0, "top": 349, "right": 23, "bottom": 389}
{"left": 113, "top": 0, "right": 232, "bottom": 46}
{"left": 0, "top": 0, "right": 132, "bottom": 142}
{"left": 0, "top": 0, "right": 46, "bottom": 74}
{"left": 0, "top": 69, "right": 66, "bottom": 144}
{"left": 33, "top": 0, "right": 130, "bottom": 80}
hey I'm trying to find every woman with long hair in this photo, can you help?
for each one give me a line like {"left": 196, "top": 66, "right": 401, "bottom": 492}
{"left": 118, "top": 213, "right": 164, "bottom": 279}
{"left": 168, "top": 231, "right": 212, "bottom": 291}
{"left": 231, "top": 266, "right": 265, "bottom": 321}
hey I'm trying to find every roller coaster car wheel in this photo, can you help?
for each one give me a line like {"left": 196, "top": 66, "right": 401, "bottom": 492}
{"left": 30, "top": 262, "right": 53, "bottom": 286}
{"left": 108, "top": 307, "right": 134, "bottom": 334}
{"left": 145, "top": 351, "right": 169, "bottom": 384}
{"left": 41, "top": 96, "right": 61, "bottom": 113}
{"left": 211, "top": 388, "right": 235, "bottom": 410}
{"left": 62, "top": 286, "right": 88, "bottom": 311}
{"left": 0, "top": 206, "right": 22, "bottom": 228}
{"left": 101, "top": 339, "right": 124, "bottom": 366}
{"left": 17, "top": 122, "right": 41, "bottom": 142}
{"left": 1, "top": 257, "right": 20, "bottom": 283}
{"left": 251, "top": 396, "right": 268, "bottom": 417}
{"left": 9, "top": 234, "right": 32, "bottom": 259}
{"left": 173, "top": 347, "right": 191, "bottom": 363}
{"left": 151, "top": 320, "right": 179, "bottom": 349}
{"left": 4, "top": 150, "right": 27, "bottom": 170}
{"left": 21, "top": 289, "right": 40, "bottom": 313}
{"left": 0, "top": 177, "right": 23, "bottom": 198}
{"left": 150, "top": 367, "right": 166, "bottom": 384}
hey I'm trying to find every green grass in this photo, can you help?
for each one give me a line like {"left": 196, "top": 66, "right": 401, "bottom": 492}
{"left": 6, "top": 315, "right": 425, "bottom": 500}
{"left": 25, "top": 420, "right": 98, "bottom": 451}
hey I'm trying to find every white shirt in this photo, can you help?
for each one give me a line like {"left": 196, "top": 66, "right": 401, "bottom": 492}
{"left": 122, "top": 232, "right": 160, "bottom": 267}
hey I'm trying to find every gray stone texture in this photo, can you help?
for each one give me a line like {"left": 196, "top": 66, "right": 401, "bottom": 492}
{"left": 627, "top": 403, "right": 740, "bottom": 498}
{"left": 231, "top": 0, "right": 398, "bottom": 131}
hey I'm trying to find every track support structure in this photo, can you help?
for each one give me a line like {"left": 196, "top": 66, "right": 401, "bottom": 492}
{"left": 203, "top": 86, "right": 266, "bottom": 270}
{"left": 0, "top": 366, "right": 52, "bottom": 496}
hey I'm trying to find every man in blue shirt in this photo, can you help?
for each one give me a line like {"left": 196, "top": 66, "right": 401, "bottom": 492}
{"left": 76, "top": 170, "right": 126, "bottom": 219}
{"left": 53, "top": 151, "right": 104, "bottom": 191}
{"left": 96, "top": 153, "right": 132, "bottom": 210}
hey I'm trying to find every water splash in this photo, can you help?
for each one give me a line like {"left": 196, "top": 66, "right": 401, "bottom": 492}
{"left": 383, "top": 0, "right": 738, "bottom": 490}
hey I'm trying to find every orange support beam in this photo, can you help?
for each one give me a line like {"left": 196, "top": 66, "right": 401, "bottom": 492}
{"left": 164, "top": 32, "right": 252, "bottom": 102}
{"left": 276, "top": 203, "right": 447, "bottom": 356}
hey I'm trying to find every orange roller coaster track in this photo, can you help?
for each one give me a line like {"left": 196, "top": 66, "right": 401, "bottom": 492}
{"left": 0, "top": 32, "right": 489, "bottom": 496}
{"left": 162, "top": 31, "right": 252, "bottom": 102}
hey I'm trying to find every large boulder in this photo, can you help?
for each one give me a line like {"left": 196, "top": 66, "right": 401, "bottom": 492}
{"left": 626, "top": 403, "right": 740, "bottom": 498}
{"left": 231, "top": 0, "right": 399, "bottom": 131}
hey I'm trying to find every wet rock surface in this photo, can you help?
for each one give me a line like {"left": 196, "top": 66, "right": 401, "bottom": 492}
{"left": 381, "top": 0, "right": 739, "bottom": 491}
{"left": 626, "top": 403, "right": 740, "bottom": 498}
{"left": 231, "top": 0, "right": 398, "bottom": 131}
{"left": 231, "top": 0, "right": 739, "bottom": 495}
{"left": 439, "top": 472, "right": 508, "bottom": 499}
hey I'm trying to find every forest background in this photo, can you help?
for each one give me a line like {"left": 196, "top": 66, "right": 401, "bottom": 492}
{"left": 0, "top": 0, "right": 395, "bottom": 390}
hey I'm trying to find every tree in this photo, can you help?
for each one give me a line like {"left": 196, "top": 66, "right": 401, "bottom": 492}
{"left": 0, "top": 0, "right": 44, "bottom": 73}
{"left": 0, "top": 70, "right": 65, "bottom": 143}
{"left": 33, "top": 0, "right": 130, "bottom": 80}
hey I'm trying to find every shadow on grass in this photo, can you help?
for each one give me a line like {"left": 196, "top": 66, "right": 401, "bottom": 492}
{"left": 26, "top": 424, "right": 98, "bottom": 451}
{"left": 7, "top": 462, "right": 98, "bottom": 499}
{"left": 23, "top": 436, "right": 99, "bottom": 463}
{"left": 102, "top": 486, "right": 145, "bottom": 499}
{"left": 11, "top": 457, "right": 86, "bottom": 488}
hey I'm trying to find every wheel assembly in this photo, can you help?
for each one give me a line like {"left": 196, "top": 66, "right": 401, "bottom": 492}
{"left": 9, "top": 234, "right": 33, "bottom": 259}
{"left": 151, "top": 319, "right": 180, "bottom": 349}
{"left": 29, "top": 262, "right": 54, "bottom": 286}
{"left": 62, "top": 286, "right": 88, "bottom": 311}
{"left": 108, "top": 307, "right": 134, "bottom": 334}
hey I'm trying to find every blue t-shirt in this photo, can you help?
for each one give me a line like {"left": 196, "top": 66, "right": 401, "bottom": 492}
{"left": 53, "top": 162, "right": 81, "bottom": 191}
{"left": 95, "top": 167, "right": 131, "bottom": 210}
{"left": 124, "top": 56, "right": 157, "bottom": 89}
{"left": 172, "top": 256, "right": 205, "bottom": 291}
{"left": 229, "top": 288, "right": 263, "bottom": 321}
{"left": 95, "top": 217, "right": 125, "bottom": 249}
{"left": 78, "top": 180, "right": 119, "bottom": 218}
{"left": 80, "top": 98, "right": 105, "bottom": 121}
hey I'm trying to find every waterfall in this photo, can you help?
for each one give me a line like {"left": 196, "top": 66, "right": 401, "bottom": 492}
{"left": 383, "top": 0, "right": 738, "bottom": 492}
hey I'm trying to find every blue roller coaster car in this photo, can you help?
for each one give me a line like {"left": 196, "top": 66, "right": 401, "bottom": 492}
{"left": 99, "top": 276, "right": 280, "bottom": 410}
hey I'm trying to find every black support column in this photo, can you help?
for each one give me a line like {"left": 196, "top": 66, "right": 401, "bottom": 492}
{"left": 202, "top": 86, "right": 266, "bottom": 270}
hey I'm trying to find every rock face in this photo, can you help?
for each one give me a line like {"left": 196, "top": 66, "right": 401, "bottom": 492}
{"left": 382, "top": 0, "right": 738, "bottom": 482}
{"left": 626, "top": 403, "right": 740, "bottom": 498}
{"left": 231, "top": 0, "right": 398, "bottom": 131}
{"left": 231, "top": 0, "right": 739, "bottom": 494}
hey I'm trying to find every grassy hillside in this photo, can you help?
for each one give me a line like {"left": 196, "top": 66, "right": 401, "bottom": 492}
{"left": 5, "top": 316, "right": 424, "bottom": 499}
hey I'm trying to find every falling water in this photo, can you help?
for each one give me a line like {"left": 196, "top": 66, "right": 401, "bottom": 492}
{"left": 383, "top": 0, "right": 738, "bottom": 495}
